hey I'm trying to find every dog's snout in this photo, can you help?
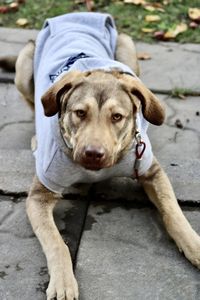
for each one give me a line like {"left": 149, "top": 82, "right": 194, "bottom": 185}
{"left": 84, "top": 145, "right": 105, "bottom": 161}
{"left": 81, "top": 145, "right": 106, "bottom": 170}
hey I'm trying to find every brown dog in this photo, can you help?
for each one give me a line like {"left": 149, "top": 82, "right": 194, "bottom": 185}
{"left": 2, "top": 15, "right": 200, "bottom": 300}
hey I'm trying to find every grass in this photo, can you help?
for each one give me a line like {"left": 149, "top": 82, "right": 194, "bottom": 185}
{"left": 171, "top": 87, "right": 200, "bottom": 98}
{"left": 0, "top": 0, "right": 200, "bottom": 43}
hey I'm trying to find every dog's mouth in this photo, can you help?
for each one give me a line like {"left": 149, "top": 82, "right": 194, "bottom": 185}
{"left": 82, "top": 163, "right": 103, "bottom": 171}
{"left": 79, "top": 158, "right": 112, "bottom": 171}
{"left": 73, "top": 145, "right": 116, "bottom": 171}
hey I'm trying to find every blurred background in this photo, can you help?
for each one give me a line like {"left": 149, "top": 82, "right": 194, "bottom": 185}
{"left": 0, "top": 0, "right": 200, "bottom": 43}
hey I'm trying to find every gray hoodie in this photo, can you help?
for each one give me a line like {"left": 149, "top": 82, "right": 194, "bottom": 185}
{"left": 33, "top": 12, "right": 153, "bottom": 193}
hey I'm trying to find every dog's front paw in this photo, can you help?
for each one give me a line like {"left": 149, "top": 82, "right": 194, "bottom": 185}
{"left": 46, "top": 268, "right": 79, "bottom": 300}
{"left": 178, "top": 233, "right": 200, "bottom": 269}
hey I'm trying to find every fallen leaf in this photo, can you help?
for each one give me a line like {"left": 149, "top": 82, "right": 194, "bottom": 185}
{"left": 145, "top": 15, "right": 161, "bottom": 22}
{"left": 189, "top": 21, "right": 199, "bottom": 29}
{"left": 16, "top": 18, "right": 29, "bottom": 27}
{"left": 164, "top": 23, "right": 188, "bottom": 39}
{"left": 74, "top": 0, "right": 85, "bottom": 3}
{"left": 178, "top": 94, "right": 186, "bottom": 100}
{"left": 153, "top": 30, "right": 165, "bottom": 40}
{"left": 0, "top": 6, "right": 10, "bottom": 13}
{"left": 144, "top": 5, "right": 155, "bottom": 12}
{"left": 144, "top": 5, "right": 165, "bottom": 12}
{"left": 85, "top": 0, "right": 95, "bottom": 11}
{"left": 137, "top": 52, "right": 151, "bottom": 60}
{"left": 163, "top": 0, "right": 170, "bottom": 5}
{"left": 151, "top": 2, "right": 163, "bottom": 7}
{"left": 9, "top": 2, "right": 19, "bottom": 11}
{"left": 124, "top": 0, "right": 146, "bottom": 5}
{"left": 141, "top": 27, "right": 155, "bottom": 33}
{"left": 188, "top": 8, "right": 200, "bottom": 22}
{"left": 175, "top": 119, "right": 183, "bottom": 129}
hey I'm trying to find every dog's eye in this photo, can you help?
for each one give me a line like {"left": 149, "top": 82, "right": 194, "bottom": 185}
{"left": 75, "top": 110, "right": 87, "bottom": 119}
{"left": 111, "top": 113, "right": 123, "bottom": 122}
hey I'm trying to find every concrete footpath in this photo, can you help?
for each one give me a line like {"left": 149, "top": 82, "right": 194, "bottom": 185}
{"left": 0, "top": 28, "right": 200, "bottom": 300}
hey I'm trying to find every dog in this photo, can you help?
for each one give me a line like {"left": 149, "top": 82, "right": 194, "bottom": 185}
{"left": 1, "top": 12, "right": 200, "bottom": 300}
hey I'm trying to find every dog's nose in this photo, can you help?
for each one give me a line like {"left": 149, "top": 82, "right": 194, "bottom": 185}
{"left": 83, "top": 145, "right": 105, "bottom": 169}
{"left": 84, "top": 145, "right": 105, "bottom": 160}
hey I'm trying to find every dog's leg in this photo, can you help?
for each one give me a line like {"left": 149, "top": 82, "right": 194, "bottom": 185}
{"left": 115, "top": 33, "right": 140, "bottom": 76}
{"left": 26, "top": 176, "right": 79, "bottom": 300}
{"left": 138, "top": 156, "right": 200, "bottom": 268}
{"left": 15, "top": 40, "right": 35, "bottom": 110}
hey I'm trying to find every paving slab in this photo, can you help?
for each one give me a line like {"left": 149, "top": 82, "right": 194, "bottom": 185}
{"left": 0, "top": 83, "right": 35, "bottom": 193}
{"left": 0, "top": 83, "right": 34, "bottom": 127}
{"left": 149, "top": 94, "right": 200, "bottom": 203}
{"left": 0, "top": 123, "right": 34, "bottom": 149}
{"left": 1, "top": 28, "right": 200, "bottom": 92}
{"left": 137, "top": 42, "right": 200, "bottom": 93}
{"left": 0, "top": 195, "right": 89, "bottom": 300}
{"left": 0, "top": 28, "right": 38, "bottom": 44}
{"left": 0, "top": 28, "right": 38, "bottom": 83}
{"left": 0, "top": 150, "right": 35, "bottom": 194}
{"left": 76, "top": 200, "right": 200, "bottom": 300}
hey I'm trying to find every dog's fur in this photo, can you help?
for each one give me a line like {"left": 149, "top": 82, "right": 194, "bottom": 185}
{"left": 1, "top": 30, "right": 200, "bottom": 300}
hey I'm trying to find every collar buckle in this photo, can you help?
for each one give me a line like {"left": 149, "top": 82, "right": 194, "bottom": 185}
{"left": 134, "top": 129, "right": 146, "bottom": 179}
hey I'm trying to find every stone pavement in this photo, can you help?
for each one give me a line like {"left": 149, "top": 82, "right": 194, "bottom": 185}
{"left": 0, "top": 27, "right": 200, "bottom": 300}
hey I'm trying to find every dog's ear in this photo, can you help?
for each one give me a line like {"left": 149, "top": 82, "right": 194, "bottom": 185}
{"left": 119, "top": 74, "right": 165, "bottom": 125}
{"left": 41, "top": 71, "right": 83, "bottom": 116}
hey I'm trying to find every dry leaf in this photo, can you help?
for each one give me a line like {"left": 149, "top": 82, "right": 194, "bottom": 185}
{"left": 188, "top": 8, "right": 200, "bottom": 22}
{"left": 145, "top": 15, "right": 161, "bottom": 22}
{"left": 137, "top": 52, "right": 151, "bottom": 60}
{"left": 9, "top": 2, "right": 19, "bottom": 11}
{"left": 0, "top": 6, "right": 10, "bottom": 13}
{"left": 74, "top": 0, "right": 85, "bottom": 3}
{"left": 16, "top": 18, "right": 29, "bottom": 27}
{"left": 144, "top": 5, "right": 155, "bottom": 12}
{"left": 124, "top": 0, "right": 146, "bottom": 5}
{"left": 164, "top": 23, "right": 188, "bottom": 39}
{"left": 153, "top": 31, "right": 165, "bottom": 40}
{"left": 144, "top": 5, "right": 164, "bottom": 12}
{"left": 163, "top": 0, "right": 170, "bottom": 5}
{"left": 178, "top": 94, "right": 186, "bottom": 100}
{"left": 141, "top": 27, "right": 155, "bottom": 33}
{"left": 189, "top": 21, "right": 199, "bottom": 29}
{"left": 86, "top": 0, "right": 94, "bottom": 11}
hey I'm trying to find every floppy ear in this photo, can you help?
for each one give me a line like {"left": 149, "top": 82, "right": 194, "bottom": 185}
{"left": 119, "top": 74, "right": 165, "bottom": 125}
{"left": 41, "top": 71, "right": 83, "bottom": 116}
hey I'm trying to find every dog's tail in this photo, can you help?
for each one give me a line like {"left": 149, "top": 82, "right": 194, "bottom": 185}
{"left": 0, "top": 56, "right": 17, "bottom": 72}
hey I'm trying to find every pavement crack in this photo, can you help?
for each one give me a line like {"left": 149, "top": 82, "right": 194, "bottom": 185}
{"left": 0, "top": 229, "right": 35, "bottom": 239}
{"left": 151, "top": 88, "right": 200, "bottom": 97}
{"left": 181, "top": 47, "right": 200, "bottom": 54}
{"left": 0, "top": 190, "right": 27, "bottom": 200}
{"left": 163, "top": 97, "right": 177, "bottom": 124}
{"left": 0, "top": 77, "right": 14, "bottom": 84}
{"left": 163, "top": 99, "right": 200, "bottom": 138}
{"left": 165, "top": 122, "right": 200, "bottom": 137}
{"left": 0, "top": 38, "right": 25, "bottom": 45}
{"left": 159, "top": 42, "right": 200, "bottom": 54}
{"left": 0, "top": 120, "right": 33, "bottom": 133}
{"left": 0, "top": 208, "right": 14, "bottom": 226}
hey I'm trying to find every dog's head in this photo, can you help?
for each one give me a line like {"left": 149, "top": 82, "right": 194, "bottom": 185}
{"left": 41, "top": 71, "right": 165, "bottom": 170}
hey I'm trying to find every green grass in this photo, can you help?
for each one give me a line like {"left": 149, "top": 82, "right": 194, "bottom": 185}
{"left": 171, "top": 87, "right": 200, "bottom": 98}
{"left": 0, "top": 0, "right": 200, "bottom": 43}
